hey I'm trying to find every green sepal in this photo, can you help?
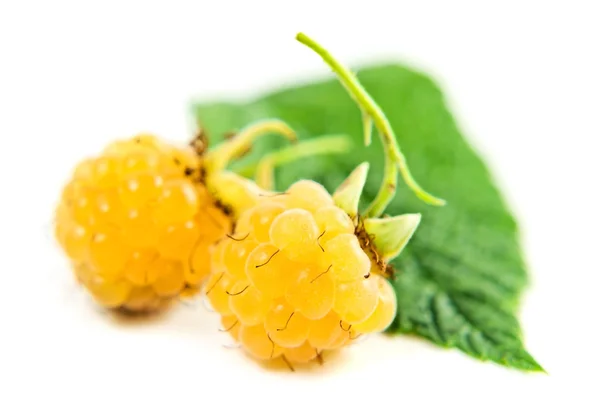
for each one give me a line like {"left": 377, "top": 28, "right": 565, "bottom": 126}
{"left": 363, "top": 213, "right": 421, "bottom": 262}
{"left": 332, "top": 162, "right": 370, "bottom": 218}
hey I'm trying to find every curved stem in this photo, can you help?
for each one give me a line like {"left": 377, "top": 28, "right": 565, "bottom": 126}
{"left": 204, "top": 119, "right": 297, "bottom": 173}
{"left": 236, "top": 134, "right": 353, "bottom": 190}
{"left": 367, "top": 157, "right": 398, "bottom": 217}
{"left": 296, "top": 32, "right": 446, "bottom": 215}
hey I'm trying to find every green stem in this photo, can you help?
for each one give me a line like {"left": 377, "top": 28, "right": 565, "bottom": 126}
{"left": 204, "top": 119, "right": 297, "bottom": 173}
{"left": 296, "top": 32, "right": 446, "bottom": 215}
{"left": 236, "top": 134, "right": 353, "bottom": 190}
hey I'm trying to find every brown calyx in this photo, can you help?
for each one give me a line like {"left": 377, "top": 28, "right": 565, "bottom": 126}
{"left": 186, "top": 127, "right": 235, "bottom": 226}
{"left": 213, "top": 198, "right": 234, "bottom": 217}
{"left": 354, "top": 216, "right": 394, "bottom": 279}
{"left": 190, "top": 126, "right": 210, "bottom": 156}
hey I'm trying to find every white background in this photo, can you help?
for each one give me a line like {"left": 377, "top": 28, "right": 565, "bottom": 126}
{"left": 1, "top": 1, "right": 599, "bottom": 399}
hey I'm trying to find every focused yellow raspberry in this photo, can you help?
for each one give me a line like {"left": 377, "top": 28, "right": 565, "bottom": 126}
{"left": 205, "top": 179, "right": 411, "bottom": 368}
{"left": 55, "top": 134, "right": 232, "bottom": 313}
{"left": 205, "top": 31, "right": 435, "bottom": 370}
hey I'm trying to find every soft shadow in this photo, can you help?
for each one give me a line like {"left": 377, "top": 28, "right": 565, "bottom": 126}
{"left": 257, "top": 349, "right": 350, "bottom": 375}
{"left": 108, "top": 306, "right": 172, "bottom": 326}
{"left": 90, "top": 299, "right": 173, "bottom": 327}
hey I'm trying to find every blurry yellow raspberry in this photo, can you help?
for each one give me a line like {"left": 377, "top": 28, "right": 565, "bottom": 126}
{"left": 208, "top": 179, "right": 402, "bottom": 368}
{"left": 55, "top": 120, "right": 297, "bottom": 314}
{"left": 55, "top": 134, "right": 232, "bottom": 313}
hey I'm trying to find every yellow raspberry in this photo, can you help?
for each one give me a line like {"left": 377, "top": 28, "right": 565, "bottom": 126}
{"left": 54, "top": 134, "right": 231, "bottom": 313}
{"left": 205, "top": 179, "right": 399, "bottom": 368}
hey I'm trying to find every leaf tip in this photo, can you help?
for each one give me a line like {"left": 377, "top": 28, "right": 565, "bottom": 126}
{"left": 525, "top": 357, "right": 546, "bottom": 374}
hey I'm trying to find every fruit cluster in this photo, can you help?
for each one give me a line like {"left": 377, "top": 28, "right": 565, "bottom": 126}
{"left": 55, "top": 135, "right": 231, "bottom": 312}
{"left": 205, "top": 180, "right": 397, "bottom": 364}
{"left": 52, "top": 32, "right": 438, "bottom": 370}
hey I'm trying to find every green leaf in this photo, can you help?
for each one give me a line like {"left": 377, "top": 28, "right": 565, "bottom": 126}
{"left": 191, "top": 64, "right": 542, "bottom": 372}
